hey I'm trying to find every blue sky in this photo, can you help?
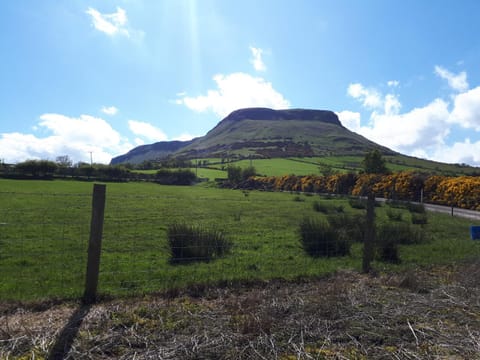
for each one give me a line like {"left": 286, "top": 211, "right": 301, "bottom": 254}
{"left": 1, "top": 1, "right": 480, "bottom": 165}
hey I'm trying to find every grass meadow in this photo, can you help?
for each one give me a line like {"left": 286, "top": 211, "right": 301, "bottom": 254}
{"left": 202, "top": 155, "right": 478, "bottom": 177}
{"left": 0, "top": 178, "right": 479, "bottom": 302}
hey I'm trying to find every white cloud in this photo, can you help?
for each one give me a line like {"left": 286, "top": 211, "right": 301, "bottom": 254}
{"left": 449, "top": 86, "right": 480, "bottom": 130}
{"left": 0, "top": 114, "right": 132, "bottom": 164}
{"left": 387, "top": 80, "right": 399, "bottom": 87}
{"left": 101, "top": 106, "right": 118, "bottom": 116}
{"left": 434, "top": 65, "right": 469, "bottom": 92}
{"left": 176, "top": 72, "right": 290, "bottom": 118}
{"left": 336, "top": 110, "right": 361, "bottom": 131}
{"left": 347, "top": 83, "right": 383, "bottom": 109}
{"left": 341, "top": 70, "right": 480, "bottom": 166}
{"left": 249, "top": 46, "right": 266, "bottom": 72}
{"left": 359, "top": 99, "right": 451, "bottom": 153}
{"left": 134, "top": 138, "right": 145, "bottom": 146}
{"left": 174, "top": 133, "right": 197, "bottom": 141}
{"left": 430, "top": 138, "right": 480, "bottom": 166}
{"left": 348, "top": 83, "right": 401, "bottom": 116}
{"left": 344, "top": 78, "right": 453, "bottom": 158}
{"left": 86, "top": 7, "right": 129, "bottom": 37}
{"left": 128, "top": 120, "right": 168, "bottom": 142}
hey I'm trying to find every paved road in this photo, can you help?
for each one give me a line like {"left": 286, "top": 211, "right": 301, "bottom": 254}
{"left": 372, "top": 196, "right": 480, "bottom": 221}
{"left": 423, "top": 203, "right": 480, "bottom": 221}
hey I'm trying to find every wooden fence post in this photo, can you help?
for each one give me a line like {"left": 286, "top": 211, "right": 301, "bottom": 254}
{"left": 83, "top": 184, "right": 106, "bottom": 304}
{"left": 362, "top": 192, "right": 375, "bottom": 273}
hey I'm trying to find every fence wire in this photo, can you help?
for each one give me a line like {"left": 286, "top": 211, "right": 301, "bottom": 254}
{"left": 1, "top": 188, "right": 363, "bottom": 301}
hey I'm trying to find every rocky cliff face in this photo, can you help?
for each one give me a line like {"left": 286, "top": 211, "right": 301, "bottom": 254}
{"left": 219, "top": 108, "right": 342, "bottom": 125}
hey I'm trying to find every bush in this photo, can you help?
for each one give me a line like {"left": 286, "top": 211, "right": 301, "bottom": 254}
{"left": 349, "top": 198, "right": 367, "bottom": 209}
{"left": 378, "top": 239, "right": 401, "bottom": 264}
{"left": 156, "top": 169, "right": 196, "bottom": 185}
{"left": 376, "top": 222, "right": 426, "bottom": 246}
{"left": 167, "top": 223, "right": 232, "bottom": 264}
{"left": 374, "top": 220, "right": 429, "bottom": 264}
{"left": 326, "top": 213, "right": 366, "bottom": 243}
{"left": 299, "top": 218, "right": 350, "bottom": 257}
{"left": 348, "top": 197, "right": 381, "bottom": 209}
{"left": 407, "top": 202, "right": 426, "bottom": 214}
{"left": 385, "top": 199, "right": 405, "bottom": 209}
{"left": 411, "top": 213, "right": 428, "bottom": 225}
{"left": 386, "top": 209, "right": 403, "bottom": 221}
{"left": 313, "top": 201, "right": 344, "bottom": 214}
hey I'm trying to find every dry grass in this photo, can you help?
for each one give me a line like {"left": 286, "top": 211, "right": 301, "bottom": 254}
{"left": 1, "top": 259, "right": 480, "bottom": 359}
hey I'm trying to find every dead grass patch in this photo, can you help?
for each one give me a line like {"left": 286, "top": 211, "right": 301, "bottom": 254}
{"left": 1, "top": 260, "right": 479, "bottom": 359}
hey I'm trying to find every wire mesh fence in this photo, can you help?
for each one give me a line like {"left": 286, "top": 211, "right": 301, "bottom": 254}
{"left": 2, "top": 185, "right": 358, "bottom": 302}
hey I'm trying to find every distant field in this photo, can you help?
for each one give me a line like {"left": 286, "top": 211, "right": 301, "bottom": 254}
{"left": 134, "top": 167, "right": 227, "bottom": 180}
{"left": 131, "top": 154, "right": 478, "bottom": 179}
{"left": 1, "top": 179, "right": 479, "bottom": 302}
{"left": 207, "top": 155, "right": 479, "bottom": 177}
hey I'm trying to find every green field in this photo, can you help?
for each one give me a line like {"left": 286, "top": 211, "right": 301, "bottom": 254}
{"left": 134, "top": 167, "right": 227, "bottom": 180}
{"left": 200, "top": 155, "right": 479, "bottom": 177}
{"left": 1, "top": 179, "right": 479, "bottom": 302}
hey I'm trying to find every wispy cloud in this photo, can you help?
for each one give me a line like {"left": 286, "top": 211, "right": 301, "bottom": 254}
{"left": 86, "top": 7, "right": 130, "bottom": 37}
{"left": 434, "top": 65, "right": 469, "bottom": 92}
{"left": 347, "top": 83, "right": 383, "bottom": 110}
{"left": 128, "top": 120, "right": 168, "bottom": 142}
{"left": 387, "top": 80, "right": 399, "bottom": 87}
{"left": 101, "top": 106, "right": 118, "bottom": 116}
{"left": 249, "top": 46, "right": 267, "bottom": 72}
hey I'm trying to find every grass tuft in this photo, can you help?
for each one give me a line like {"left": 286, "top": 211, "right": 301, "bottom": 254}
{"left": 376, "top": 222, "right": 427, "bottom": 246}
{"left": 386, "top": 209, "right": 403, "bottom": 221}
{"left": 167, "top": 223, "right": 232, "bottom": 264}
{"left": 326, "top": 213, "right": 366, "bottom": 243}
{"left": 313, "top": 201, "right": 344, "bottom": 214}
{"left": 299, "top": 218, "right": 350, "bottom": 257}
{"left": 411, "top": 213, "right": 428, "bottom": 225}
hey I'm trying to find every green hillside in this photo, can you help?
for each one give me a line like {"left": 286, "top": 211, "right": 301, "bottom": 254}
{"left": 199, "top": 155, "right": 479, "bottom": 178}
{"left": 112, "top": 107, "right": 479, "bottom": 177}
{"left": 112, "top": 108, "right": 395, "bottom": 165}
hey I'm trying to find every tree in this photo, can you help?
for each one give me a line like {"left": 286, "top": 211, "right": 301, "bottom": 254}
{"left": 56, "top": 155, "right": 73, "bottom": 168}
{"left": 56, "top": 155, "right": 73, "bottom": 177}
{"left": 319, "top": 164, "right": 337, "bottom": 177}
{"left": 362, "top": 149, "right": 389, "bottom": 174}
{"left": 15, "top": 160, "right": 57, "bottom": 178}
{"left": 227, "top": 166, "right": 242, "bottom": 184}
{"left": 241, "top": 166, "right": 256, "bottom": 181}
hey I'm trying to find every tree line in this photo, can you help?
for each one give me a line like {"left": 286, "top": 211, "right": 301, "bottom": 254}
{"left": 0, "top": 157, "right": 197, "bottom": 185}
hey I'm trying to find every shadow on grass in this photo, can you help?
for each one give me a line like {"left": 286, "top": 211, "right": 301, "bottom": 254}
{"left": 47, "top": 304, "right": 91, "bottom": 360}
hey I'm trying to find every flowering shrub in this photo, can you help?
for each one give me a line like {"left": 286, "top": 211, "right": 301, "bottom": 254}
{"left": 241, "top": 171, "right": 480, "bottom": 211}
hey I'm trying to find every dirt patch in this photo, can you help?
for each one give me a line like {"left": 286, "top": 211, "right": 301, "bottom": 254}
{"left": 1, "top": 260, "right": 480, "bottom": 359}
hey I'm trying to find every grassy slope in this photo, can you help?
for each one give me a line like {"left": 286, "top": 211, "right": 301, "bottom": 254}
{"left": 201, "top": 154, "right": 478, "bottom": 177}
{"left": 178, "top": 119, "right": 387, "bottom": 157}
{"left": 134, "top": 167, "right": 226, "bottom": 180}
{"left": 1, "top": 179, "right": 479, "bottom": 301}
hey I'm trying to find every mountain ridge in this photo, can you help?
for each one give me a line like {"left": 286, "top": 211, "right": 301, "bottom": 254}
{"left": 111, "top": 108, "right": 395, "bottom": 164}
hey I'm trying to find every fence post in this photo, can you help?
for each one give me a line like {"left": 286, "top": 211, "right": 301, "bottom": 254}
{"left": 83, "top": 184, "right": 106, "bottom": 304}
{"left": 362, "top": 192, "right": 375, "bottom": 273}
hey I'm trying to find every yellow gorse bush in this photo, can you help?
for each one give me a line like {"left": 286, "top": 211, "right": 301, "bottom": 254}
{"left": 246, "top": 171, "right": 480, "bottom": 210}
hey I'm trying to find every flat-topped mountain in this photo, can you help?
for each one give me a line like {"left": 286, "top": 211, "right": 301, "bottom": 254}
{"left": 221, "top": 108, "right": 341, "bottom": 124}
{"left": 111, "top": 108, "right": 395, "bottom": 164}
